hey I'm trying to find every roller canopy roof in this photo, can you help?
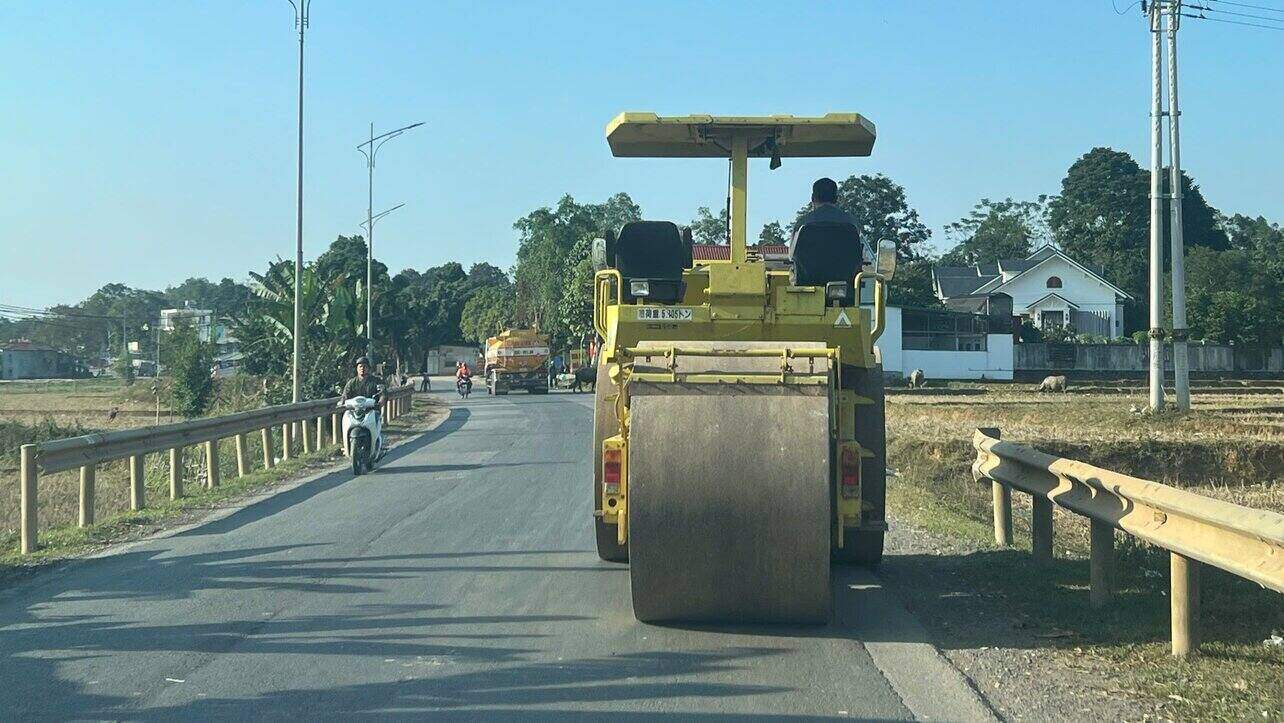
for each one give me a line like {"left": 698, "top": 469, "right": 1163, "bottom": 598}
{"left": 605, "top": 112, "right": 877, "bottom": 158}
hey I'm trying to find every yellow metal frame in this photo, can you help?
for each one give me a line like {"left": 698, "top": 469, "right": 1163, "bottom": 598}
{"left": 601, "top": 434, "right": 628, "bottom": 544}
{"left": 594, "top": 269, "right": 622, "bottom": 340}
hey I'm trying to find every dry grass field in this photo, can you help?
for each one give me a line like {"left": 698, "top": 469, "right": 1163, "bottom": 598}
{"left": 0, "top": 377, "right": 268, "bottom": 541}
{"left": 885, "top": 380, "right": 1284, "bottom": 720}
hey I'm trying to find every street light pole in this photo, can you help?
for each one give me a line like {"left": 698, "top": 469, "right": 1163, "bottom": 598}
{"left": 357, "top": 121, "right": 423, "bottom": 362}
{"left": 361, "top": 203, "right": 406, "bottom": 238}
{"left": 288, "top": 0, "right": 310, "bottom": 404}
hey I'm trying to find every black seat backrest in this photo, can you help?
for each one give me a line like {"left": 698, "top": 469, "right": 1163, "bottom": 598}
{"left": 790, "top": 221, "right": 863, "bottom": 287}
{"left": 615, "top": 220, "right": 686, "bottom": 303}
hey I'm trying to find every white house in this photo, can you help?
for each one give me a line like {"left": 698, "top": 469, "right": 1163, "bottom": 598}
{"left": 932, "top": 246, "right": 1132, "bottom": 339}
{"left": 874, "top": 307, "right": 1014, "bottom": 381}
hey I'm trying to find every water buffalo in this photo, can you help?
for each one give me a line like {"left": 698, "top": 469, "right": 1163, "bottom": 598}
{"left": 571, "top": 367, "right": 596, "bottom": 393}
{"left": 1039, "top": 375, "right": 1068, "bottom": 393}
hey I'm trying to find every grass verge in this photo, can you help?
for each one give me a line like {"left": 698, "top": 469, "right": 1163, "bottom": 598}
{"left": 886, "top": 431, "right": 1284, "bottom": 721}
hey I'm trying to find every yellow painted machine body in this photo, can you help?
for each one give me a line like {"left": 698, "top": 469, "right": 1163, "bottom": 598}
{"left": 591, "top": 113, "right": 892, "bottom": 623}
{"left": 484, "top": 329, "right": 551, "bottom": 394}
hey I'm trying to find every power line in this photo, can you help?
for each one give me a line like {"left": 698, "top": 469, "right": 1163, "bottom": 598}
{"left": 1204, "top": 0, "right": 1284, "bottom": 14}
{"left": 1182, "top": 10, "right": 1284, "bottom": 28}
{"left": 1189, "top": 2, "right": 1284, "bottom": 22}
{"left": 0, "top": 303, "right": 125, "bottom": 321}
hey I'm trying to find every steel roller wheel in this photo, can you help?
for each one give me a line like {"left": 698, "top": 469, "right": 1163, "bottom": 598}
{"left": 626, "top": 382, "right": 831, "bottom": 624}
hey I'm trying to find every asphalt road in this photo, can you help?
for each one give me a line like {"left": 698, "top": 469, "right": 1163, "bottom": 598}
{"left": 0, "top": 388, "right": 993, "bottom": 721}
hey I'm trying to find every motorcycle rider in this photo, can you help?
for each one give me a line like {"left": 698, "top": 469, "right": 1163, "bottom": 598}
{"left": 455, "top": 361, "right": 472, "bottom": 393}
{"left": 341, "top": 356, "right": 384, "bottom": 406}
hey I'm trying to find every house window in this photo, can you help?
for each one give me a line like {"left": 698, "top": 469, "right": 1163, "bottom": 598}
{"left": 1046, "top": 276, "right": 1063, "bottom": 289}
{"left": 1040, "top": 310, "right": 1064, "bottom": 328}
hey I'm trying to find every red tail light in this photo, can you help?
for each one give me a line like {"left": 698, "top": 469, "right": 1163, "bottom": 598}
{"left": 603, "top": 448, "right": 622, "bottom": 492}
{"left": 840, "top": 446, "right": 860, "bottom": 498}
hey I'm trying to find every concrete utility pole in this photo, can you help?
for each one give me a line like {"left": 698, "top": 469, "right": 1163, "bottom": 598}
{"left": 1148, "top": 0, "right": 1166, "bottom": 413}
{"left": 1166, "top": 0, "right": 1191, "bottom": 411}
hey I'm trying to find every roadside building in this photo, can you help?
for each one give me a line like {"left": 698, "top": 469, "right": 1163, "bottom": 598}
{"left": 424, "top": 345, "right": 482, "bottom": 375}
{"left": 0, "top": 342, "right": 85, "bottom": 380}
{"left": 932, "top": 245, "right": 1132, "bottom": 339}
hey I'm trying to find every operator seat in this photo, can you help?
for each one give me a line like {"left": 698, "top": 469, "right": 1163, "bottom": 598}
{"left": 790, "top": 221, "right": 865, "bottom": 305}
{"left": 614, "top": 220, "right": 687, "bottom": 303}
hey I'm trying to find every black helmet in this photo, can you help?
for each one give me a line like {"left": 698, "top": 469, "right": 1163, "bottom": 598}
{"left": 355, "top": 356, "right": 371, "bottom": 368}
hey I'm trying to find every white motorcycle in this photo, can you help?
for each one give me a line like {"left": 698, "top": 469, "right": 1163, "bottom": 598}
{"left": 341, "top": 393, "right": 385, "bottom": 475}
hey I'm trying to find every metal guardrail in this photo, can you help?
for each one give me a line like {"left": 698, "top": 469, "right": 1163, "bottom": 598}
{"left": 971, "top": 427, "right": 1284, "bottom": 657}
{"left": 17, "top": 386, "right": 415, "bottom": 555}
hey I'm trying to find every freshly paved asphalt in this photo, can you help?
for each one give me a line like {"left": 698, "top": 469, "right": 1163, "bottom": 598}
{"left": 0, "top": 387, "right": 993, "bottom": 721}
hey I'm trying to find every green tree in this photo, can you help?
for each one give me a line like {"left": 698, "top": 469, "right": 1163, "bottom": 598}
{"left": 793, "top": 174, "right": 931, "bottom": 261}
{"left": 168, "top": 323, "right": 214, "bottom": 417}
{"left": 460, "top": 285, "right": 516, "bottom": 344}
{"left": 1185, "top": 245, "right": 1281, "bottom": 346}
{"left": 556, "top": 236, "right": 596, "bottom": 343}
{"left": 887, "top": 258, "right": 942, "bottom": 309}
{"left": 165, "top": 277, "right": 252, "bottom": 317}
{"left": 1047, "top": 147, "right": 1227, "bottom": 332}
{"left": 467, "top": 262, "right": 509, "bottom": 287}
{"left": 113, "top": 351, "right": 135, "bottom": 385}
{"left": 941, "top": 197, "right": 1050, "bottom": 266}
{"left": 758, "top": 221, "right": 787, "bottom": 245}
{"left": 513, "top": 193, "right": 641, "bottom": 344}
{"left": 234, "top": 258, "right": 363, "bottom": 403}
{"left": 689, "top": 206, "right": 728, "bottom": 245}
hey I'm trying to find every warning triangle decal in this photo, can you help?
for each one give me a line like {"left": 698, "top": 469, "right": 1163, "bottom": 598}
{"left": 834, "top": 310, "right": 852, "bottom": 328}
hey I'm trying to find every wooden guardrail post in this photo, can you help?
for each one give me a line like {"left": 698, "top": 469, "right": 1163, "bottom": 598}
{"left": 1031, "top": 496, "right": 1053, "bottom": 563}
{"left": 130, "top": 454, "right": 145, "bottom": 511}
{"left": 261, "top": 427, "right": 274, "bottom": 468}
{"left": 170, "top": 447, "right": 183, "bottom": 499}
{"left": 235, "top": 433, "right": 249, "bottom": 477}
{"left": 20, "top": 444, "right": 37, "bottom": 553}
{"left": 79, "top": 464, "right": 95, "bottom": 527}
{"left": 1090, "top": 520, "right": 1114, "bottom": 608}
{"left": 981, "top": 428, "right": 1011, "bottom": 546}
{"left": 205, "top": 439, "right": 221, "bottom": 488}
{"left": 301, "top": 417, "right": 314, "bottom": 454}
{"left": 1171, "top": 552, "right": 1201, "bottom": 657}
{"left": 282, "top": 422, "right": 293, "bottom": 461}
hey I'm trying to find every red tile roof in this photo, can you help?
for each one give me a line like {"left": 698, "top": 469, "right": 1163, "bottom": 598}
{"left": 691, "top": 244, "right": 788, "bottom": 260}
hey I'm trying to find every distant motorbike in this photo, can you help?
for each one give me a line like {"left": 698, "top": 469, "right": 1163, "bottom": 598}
{"left": 457, "top": 377, "right": 473, "bottom": 398}
{"left": 341, "top": 393, "right": 385, "bottom": 475}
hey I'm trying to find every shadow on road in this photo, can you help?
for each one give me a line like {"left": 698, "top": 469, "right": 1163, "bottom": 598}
{"left": 173, "top": 406, "right": 470, "bottom": 539}
{"left": 79, "top": 647, "right": 800, "bottom": 720}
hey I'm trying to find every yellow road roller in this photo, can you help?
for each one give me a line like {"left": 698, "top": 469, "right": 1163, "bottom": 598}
{"left": 590, "top": 113, "right": 896, "bottom": 624}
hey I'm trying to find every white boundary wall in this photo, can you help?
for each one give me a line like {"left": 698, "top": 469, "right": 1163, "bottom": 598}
{"left": 875, "top": 307, "right": 1014, "bottom": 380}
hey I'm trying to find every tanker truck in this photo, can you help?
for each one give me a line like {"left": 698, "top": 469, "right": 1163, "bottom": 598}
{"left": 484, "top": 329, "right": 551, "bottom": 395}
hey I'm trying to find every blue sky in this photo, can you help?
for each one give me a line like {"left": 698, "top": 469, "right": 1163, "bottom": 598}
{"left": 2, "top": 1, "right": 1281, "bottom": 308}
